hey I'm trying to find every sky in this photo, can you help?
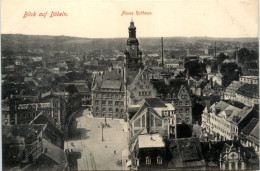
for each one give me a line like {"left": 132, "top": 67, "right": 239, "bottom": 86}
{"left": 1, "top": 0, "right": 259, "bottom": 38}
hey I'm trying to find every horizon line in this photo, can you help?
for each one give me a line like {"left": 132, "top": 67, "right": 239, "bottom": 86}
{"left": 1, "top": 33, "right": 259, "bottom": 40}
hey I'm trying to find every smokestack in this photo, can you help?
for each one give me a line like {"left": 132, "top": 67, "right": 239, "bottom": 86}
{"left": 214, "top": 41, "right": 216, "bottom": 58}
{"left": 161, "top": 37, "right": 164, "bottom": 68}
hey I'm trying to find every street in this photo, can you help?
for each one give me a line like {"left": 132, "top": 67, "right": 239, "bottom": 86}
{"left": 66, "top": 109, "right": 129, "bottom": 170}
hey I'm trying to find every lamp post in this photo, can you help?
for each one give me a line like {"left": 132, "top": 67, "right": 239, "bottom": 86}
{"left": 100, "top": 122, "right": 105, "bottom": 141}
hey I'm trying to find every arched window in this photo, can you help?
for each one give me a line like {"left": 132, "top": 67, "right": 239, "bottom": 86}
{"left": 116, "top": 108, "right": 119, "bottom": 113}
{"left": 146, "top": 156, "right": 151, "bottom": 165}
{"left": 109, "top": 108, "right": 113, "bottom": 113}
{"left": 157, "top": 156, "right": 162, "bottom": 164}
{"left": 121, "top": 108, "right": 124, "bottom": 113}
{"left": 96, "top": 107, "right": 99, "bottom": 112}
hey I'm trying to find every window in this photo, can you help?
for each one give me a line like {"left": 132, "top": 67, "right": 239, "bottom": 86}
{"left": 186, "top": 101, "right": 189, "bottom": 105}
{"left": 109, "top": 108, "right": 113, "bottom": 113}
{"left": 108, "top": 101, "right": 113, "bottom": 106}
{"left": 95, "top": 100, "right": 100, "bottom": 105}
{"left": 146, "top": 156, "right": 151, "bottom": 165}
{"left": 102, "top": 107, "right": 106, "bottom": 111}
{"left": 53, "top": 101, "right": 58, "bottom": 107}
{"left": 186, "top": 109, "right": 189, "bottom": 113}
{"left": 157, "top": 156, "right": 162, "bottom": 164}
{"left": 102, "top": 101, "right": 106, "bottom": 105}
{"left": 135, "top": 158, "right": 140, "bottom": 166}
{"left": 121, "top": 101, "right": 124, "bottom": 105}
{"left": 116, "top": 108, "right": 119, "bottom": 113}
{"left": 23, "top": 113, "right": 26, "bottom": 118}
{"left": 121, "top": 108, "right": 124, "bottom": 113}
{"left": 146, "top": 85, "right": 150, "bottom": 88}
{"left": 139, "top": 92, "right": 142, "bottom": 96}
{"left": 5, "top": 114, "right": 8, "bottom": 118}
{"left": 115, "top": 101, "right": 119, "bottom": 106}
{"left": 140, "top": 85, "right": 144, "bottom": 89}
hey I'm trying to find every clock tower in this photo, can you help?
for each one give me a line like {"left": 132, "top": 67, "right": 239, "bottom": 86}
{"left": 124, "top": 20, "right": 143, "bottom": 69}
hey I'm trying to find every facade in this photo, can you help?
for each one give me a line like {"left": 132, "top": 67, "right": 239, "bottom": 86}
{"left": 240, "top": 75, "right": 259, "bottom": 85}
{"left": 129, "top": 98, "right": 176, "bottom": 139}
{"left": 92, "top": 78, "right": 125, "bottom": 118}
{"left": 219, "top": 143, "right": 246, "bottom": 170}
{"left": 2, "top": 91, "right": 67, "bottom": 131}
{"left": 236, "top": 83, "right": 259, "bottom": 107}
{"left": 150, "top": 79, "right": 192, "bottom": 124}
{"left": 239, "top": 118, "right": 259, "bottom": 156}
{"left": 224, "top": 81, "right": 245, "bottom": 101}
{"left": 130, "top": 133, "right": 167, "bottom": 170}
{"left": 202, "top": 101, "right": 256, "bottom": 141}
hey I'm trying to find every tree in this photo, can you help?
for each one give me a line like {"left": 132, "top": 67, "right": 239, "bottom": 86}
{"left": 237, "top": 48, "right": 250, "bottom": 64}
{"left": 185, "top": 60, "right": 206, "bottom": 77}
{"left": 220, "top": 63, "right": 241, "bottom": 87}
{"left": 217, "top": 53, "right": 229, "bottom": 64}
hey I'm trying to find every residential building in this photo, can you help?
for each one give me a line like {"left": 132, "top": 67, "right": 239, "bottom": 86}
{"left": 130, "top": 133, "right": 167, "bottom": 170}
{"left": 236, "top": 83, "right": 259, "bottom": 107}
{"left": 224, "top": 81, "right": 245, "bottom": 101}
{"left": 240, "top": 75, "right": 259, "bottom": 85}
{"left": 2, "top": 124, "right": 68, "bottom": 170}
{"left": 202, "top": 101, "right": 256, "bottom": 141}
{"left": 168, "top": 138, "right": 206, "bottom": 170}
{"left": 150, "top": 79, "right": 192, "bottom": 124}
{"left": 239, "top": 118, "right": 259, "bottom": 156}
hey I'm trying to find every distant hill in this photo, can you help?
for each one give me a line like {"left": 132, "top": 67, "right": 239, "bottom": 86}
{"left": 1, "top": 34, "right": 258, "bottom": 55}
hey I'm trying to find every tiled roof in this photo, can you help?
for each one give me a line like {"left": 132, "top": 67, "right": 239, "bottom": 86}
{"left": 237, "top": 83, "right": 259, "bottom": 98}
{"left": 168, "top": 138, "right": 205, "bottom": 169}
{"left": 241, "top": 118, "right": 259, "bottom": 136}
{"left": 211, "top": 101, "right": 229, "bottom": 112}
{"left": 40, "top": 138, "right": 68, "bottom": 169}
{"left": 150, "top": 78, "right": 189, "bottom": 97}
{"left": 145, "top": 98, "right": 166, "bottom": 108}
{"left": 2, "top": 124, "right": 45, "bottom": 145}
{"left": 249, "top": 122, "right": 259, "bottom": 144}
{"left": 101, "top": 80, "right": 122, "bottom": 89}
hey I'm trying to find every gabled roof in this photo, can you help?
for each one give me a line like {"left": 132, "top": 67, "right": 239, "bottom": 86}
{"left": 30, "top": 112, "right": 63, "bottom": 136}
{"left": 237, "top": 83, "right": 259, "bottom": 98}
{"left": 241, "top": 118, "right": 259, "bottom": 136}
{"left": 150, "top": 78, "right": 189, "bottom": 98}
{"left": 168, "top": 138, "right": 205, "bottom": 169}
{"left": 101, "top": 80, "right": 122, "bottom": 89}
{"left": 39, "top": 138, "right": 68, "bottom": 169}
{"left": 144, "top": 98, "right": 166, "bottom": 108}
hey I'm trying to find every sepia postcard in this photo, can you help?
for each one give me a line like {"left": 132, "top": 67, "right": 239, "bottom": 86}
{"left": 1, "top": 0, "right": 259, "bottom": 170}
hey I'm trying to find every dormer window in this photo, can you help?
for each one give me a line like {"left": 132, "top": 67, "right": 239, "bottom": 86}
{"left": 146, "top": 156, "right": 151, "bottom": 165}
{"left": 157, "top": 156, "right": 162, "bottom": 164}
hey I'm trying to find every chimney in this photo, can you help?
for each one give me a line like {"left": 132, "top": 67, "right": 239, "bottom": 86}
{"left": 214, "top": 41, "right": 216, "bottom": 58}
{"left": 236, "top": 47, "right": 239, "bottom": 65}
{"left": 161, "top": 37, "right": 164, "bottom": 68}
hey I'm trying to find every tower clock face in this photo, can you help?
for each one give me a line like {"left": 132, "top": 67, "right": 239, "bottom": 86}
{"left": 228, "top": 152, "right": 238, "bottom": 160}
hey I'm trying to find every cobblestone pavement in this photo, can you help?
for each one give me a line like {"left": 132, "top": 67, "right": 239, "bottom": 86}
{"left": 66, "top": 109, "right": 128, "bottom": 170}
